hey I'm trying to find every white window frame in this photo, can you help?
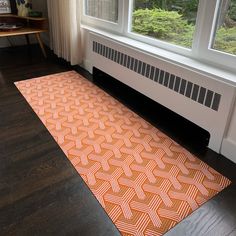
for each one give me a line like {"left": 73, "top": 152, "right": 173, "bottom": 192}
{"left": 126, "top": 0, "right": 236, "bottom": 73}
{"left": 124, "top": 0, "right": 193, "bottom": 57}
{"left": 193, "top": 0, "right": 236, "bottom": 72}
{"left": 81, "top": 0, "right": 236, "bottom": 73}
{"left": 81, "top": 0, "right": 124, "bottom": 33}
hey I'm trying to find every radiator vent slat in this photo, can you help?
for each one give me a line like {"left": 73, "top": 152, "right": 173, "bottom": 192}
{"left": 198, "top": 87, "right": 207, "bottom": 104}
{"left": 186, "top": 82, "right": 193, "bottom": 98}
{"left": 93, "top": 41, "right": 221, "bottom": 111}
{"left": 205, "top": 90, "right": 214, "bottom": 108}
{"left": 212, "top": 93, "right": 221, "bottom": 111}
{"left": 180, "top": 79, "right": 187, "bottom": 95}
{"left": 174, "top": 77, "right": 181, "bottom": 93}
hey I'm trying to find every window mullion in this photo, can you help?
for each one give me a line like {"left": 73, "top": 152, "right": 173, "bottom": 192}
{"left": 192, "top": 0, "right": 218, "bottom": 59}
{"left": 123, "top": 0, "right": 132, "bottom": 34}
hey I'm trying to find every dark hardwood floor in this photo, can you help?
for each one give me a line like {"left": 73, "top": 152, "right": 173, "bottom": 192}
{"left": 0, "top": 45, "right": 235, "bottom": 236}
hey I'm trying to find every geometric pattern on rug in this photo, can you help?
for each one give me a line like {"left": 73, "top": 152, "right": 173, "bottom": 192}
{"left": 15, "top": 71, "right": 231, "bottom": 236}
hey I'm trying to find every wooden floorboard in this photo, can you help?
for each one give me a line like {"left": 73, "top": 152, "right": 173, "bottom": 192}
{"left": 0, "top": 45, "right": 235, "bottom": 236}
{"left": 0, "top": 46, "right": 120, "bottom": 236}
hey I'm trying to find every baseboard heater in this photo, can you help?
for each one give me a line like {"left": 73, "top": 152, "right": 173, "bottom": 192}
{"left": 89, "top": 32, "right": 235, "bottom": 153}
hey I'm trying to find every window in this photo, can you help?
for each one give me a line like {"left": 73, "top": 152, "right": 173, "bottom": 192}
{"left": 82, "top": 0, "right": 236, "bottom": 72}
{"left": 82, "top": 0, "right": 123, "bottom": 32}
{"left": 131, "top": 0, "right": 199, "bottom": 49}
{"left": 85, "top": 0, "right": 118, "bottom": 23}
{"left": 212, "top": 0, "right": 236, "bottom": 56}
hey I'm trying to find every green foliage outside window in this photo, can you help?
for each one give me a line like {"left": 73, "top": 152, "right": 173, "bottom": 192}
{"left": 228, "top": 1, "right": 236, "bottom": 21}
{"left": 132, "top": 2, "right": 236, "bottom": 54}
{"left": 132, "top": 8, "right": 194, "bottom": 48}
{"left": 215, "top": 27, "right": 236, "bottom": 54}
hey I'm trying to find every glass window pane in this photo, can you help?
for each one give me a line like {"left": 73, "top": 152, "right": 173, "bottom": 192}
{"left": 85, "top": 0, "right": 118, "bottom": 23}
{"left": 131, "top": 0, "right": 199, "bottom": 48}
{"left": 212, "top": 0, "right": 236, "bottom": 56}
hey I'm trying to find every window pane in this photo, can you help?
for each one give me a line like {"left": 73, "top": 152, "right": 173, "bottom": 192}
{"left": 85, "top": 0, "right": 118, "bottom": 23}
{"left": 212, "top": 0, "right": 236, "bottom": 56}
{"left": 131, "top": 0, "right": 199, "bottom": 48}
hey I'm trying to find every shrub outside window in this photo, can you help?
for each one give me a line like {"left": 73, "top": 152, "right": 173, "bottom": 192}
{"left": 212, "top": 0, "right": 236, "bottom": 56}
{"left": 131, "top": 0, "right": 199, "bottom": 49}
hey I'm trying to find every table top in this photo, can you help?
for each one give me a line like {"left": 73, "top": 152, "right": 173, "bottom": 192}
{"left": 0, "top": 27, "right": 47, "bottom": 37}
{"left": 0, "top": 14, "right": 46, "bottom": 21}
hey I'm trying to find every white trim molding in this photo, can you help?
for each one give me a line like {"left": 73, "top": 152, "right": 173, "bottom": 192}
{"left": 221, "top": 138, "right": 236, "bottom": 164}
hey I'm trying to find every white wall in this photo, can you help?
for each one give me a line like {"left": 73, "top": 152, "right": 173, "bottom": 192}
{"left": 222, "top": 100, "right": 236, "bottom": 163}
{"left": 227, "top": 105, "right": 236, "bottom": 141}
{"left": 81, "top": 29, "right": 93, "bottom": 73}
{"left": 0, "top": 0, "right": 48, "bottom": 48}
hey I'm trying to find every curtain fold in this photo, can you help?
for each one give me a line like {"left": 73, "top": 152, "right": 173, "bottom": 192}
{"left": 47, "top": 0, "right": 82, "bottom": 65}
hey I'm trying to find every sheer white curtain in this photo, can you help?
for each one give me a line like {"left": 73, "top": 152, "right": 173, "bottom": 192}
{"left": 47, "top": 0, "right": 82, "bottom": 65}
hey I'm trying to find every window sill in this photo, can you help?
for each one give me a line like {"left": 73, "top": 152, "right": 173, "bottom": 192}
{"left": 81, "top": 24, "right": 236, "bottom": 87}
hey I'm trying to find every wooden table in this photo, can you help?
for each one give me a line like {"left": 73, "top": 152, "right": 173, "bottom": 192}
{"left": 0, "top": 14, "right": 48, "bottom": 57}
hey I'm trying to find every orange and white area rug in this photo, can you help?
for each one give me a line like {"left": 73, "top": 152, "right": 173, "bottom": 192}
{"left": 15, "top": 71, "right": 231, "bottom": 236}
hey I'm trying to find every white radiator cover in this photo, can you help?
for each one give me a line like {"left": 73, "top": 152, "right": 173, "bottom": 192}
{"left": 89, "top": 32, "right": 235, "bottom": 153}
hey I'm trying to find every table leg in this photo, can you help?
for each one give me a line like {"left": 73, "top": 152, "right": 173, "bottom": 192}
{"left": 7, "top": 37, "right": 14, "bottom": 47}
{"left": 25, "top": 34, "right": 30, "bottom": 46}
{"left": 35, "top": 33, "right": 47, "bottom": 58}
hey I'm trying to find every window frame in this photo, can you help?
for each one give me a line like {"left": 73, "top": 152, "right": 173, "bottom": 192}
{"left": 124, "top": 0, "right": 194, "bottom": 57}
{"left": 193, "top": 0, "right": 236, "bottom": 71}
{"left": 81, "top": 0, "right": 236, "bottom": 73}
{"left": 81, "top": 0, "right": 124, "bottom": 33}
